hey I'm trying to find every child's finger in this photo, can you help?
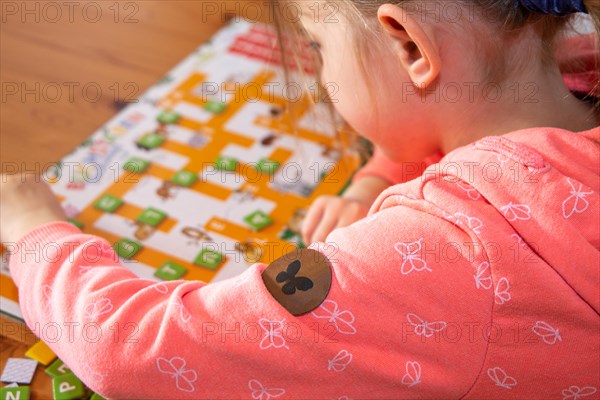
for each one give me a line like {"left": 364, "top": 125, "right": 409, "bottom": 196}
{"left": 301, "top": 199, "right": 326, "bottom": 244}
{"left": 310, "top": 207, "right": 340, "bottom": 244}
{"left": 335, "top": 203, "right": 368, "bottom": 230}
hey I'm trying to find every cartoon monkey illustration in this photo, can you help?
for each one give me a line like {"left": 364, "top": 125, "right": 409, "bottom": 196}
{"left": 156, "top": 181, "right": 177, "bottom": 201}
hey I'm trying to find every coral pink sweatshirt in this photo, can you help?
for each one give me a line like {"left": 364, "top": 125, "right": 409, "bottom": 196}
{"left": 9, "top": 127, "right": 599, "bottom": 399}
{"left": 8, "top": 34, "right": 600, "bottom": 399}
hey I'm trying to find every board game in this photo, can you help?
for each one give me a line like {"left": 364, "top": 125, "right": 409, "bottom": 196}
{"left": 0, "top": 20, "right": 362, "bottom": 321}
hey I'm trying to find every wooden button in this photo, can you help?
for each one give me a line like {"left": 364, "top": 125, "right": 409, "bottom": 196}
{"left": 261, "top": 249, "right": 332, "bottom": 316}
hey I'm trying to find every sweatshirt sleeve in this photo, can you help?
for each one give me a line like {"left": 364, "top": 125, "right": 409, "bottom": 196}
{"left": 352, "top": 147, "right": 443, "bottom": 186}
{"left": 9, "top": 214, "right": 492, "bottom": 399}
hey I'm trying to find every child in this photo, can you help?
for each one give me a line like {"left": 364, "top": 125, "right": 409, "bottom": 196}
{"left": 2, "top": 0, "right": 599, "bottom": 398}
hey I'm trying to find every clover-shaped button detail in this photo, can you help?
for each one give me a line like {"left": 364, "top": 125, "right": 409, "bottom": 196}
{"left": 276, "top": 260, "right": 314, "bottom": 295}
{"left": 262, "top": 249, "right": 332, "bottom": 316}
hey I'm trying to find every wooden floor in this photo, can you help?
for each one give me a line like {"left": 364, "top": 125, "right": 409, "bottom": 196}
{"left": 1, "top": 1, "right": 266, "bottom": 397}
{"left": 0, "top": 1, "right": 248, "bottom": 168}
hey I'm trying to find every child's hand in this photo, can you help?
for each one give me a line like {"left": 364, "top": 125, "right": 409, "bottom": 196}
{"left": 301, "top": 195, "right": 371, "bottom": 244}
{"left": 0, "top": 174, "right": 66, "bottom": 243}
{"left": 301, "top": 176, "right": 391, "bottom": 244}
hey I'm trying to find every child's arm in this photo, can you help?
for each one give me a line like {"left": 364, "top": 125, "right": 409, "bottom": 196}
{"left": 352, "top": 146, "right": 443, "bottom": 187}
{"left": 3, "top": 177, "right": 491, "bottom": 399}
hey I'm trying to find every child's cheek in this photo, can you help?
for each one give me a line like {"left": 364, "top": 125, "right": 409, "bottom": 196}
{"left": 321, "top": 59, "right": 378, "bottom": 139}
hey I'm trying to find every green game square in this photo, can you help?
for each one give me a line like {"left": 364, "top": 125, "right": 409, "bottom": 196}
{"left": 52, "top": 373, "right": 85, "bottom": 400}
{"left": 123, "top": 157, "right": 150, "bottom": 173}
{"left": 137, "top": 132, "right": 165, "bottom": 149}
{"left": 136, "top": 208, "right": 167, "bottom": 227}
{"left": 113, "top": 239, "right": 142, "bottom": 259}
{"left": 154, "top": 261, "right": 187, "bottom": 281}
{"left": 256, "top": 158, "right": 280, "bottom": 174}
{"left": 90, "top": 393, "right": 106, "bottom": 400}
{"left": 215, "top": 156, "right": 238, "bottom": 172}
{"left": 94, "top": 194, "right": 123, "bottom": 213}
{"left": 45, "top": 358, "right": 72, "bottom": 378}
{"left": 171, "top": 170, "right": 198, "bottom": 187}
{"left": 157, "top": 109, "right": 181, "bottom": 125}
{"left": 0, "top": 387, "right": 30, "bottom": 400}
{"left": 243, "top": 210, "right": 273, "bottom": 231}
{"left": 203, "top": 100, "right": 227, "bottom": 114}
{"left": 194, "top": 249, "right": 224, "bottom": 270}
{"left": 67, "top": 218, "right": 84, "bottom": 230}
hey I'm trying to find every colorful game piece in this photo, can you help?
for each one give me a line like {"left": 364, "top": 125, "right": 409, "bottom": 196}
{"left": 45, "top": 359, "right": 71, "bottom": 378}
{"left": 279, "top": 229, "right": 296, "bottom": 241}
{"left": 244, "top": 210, "right": 273, "bottom": 231}
{"left": 123, "top": 157, "right": 150, "bottom": 173}
{"left": 67, "top": 219, "right": 84, "bottom": 230}
{"left": 94, "top": 194, "right": 123, "bottom": 213}
{"left": 52, "top": 373, "right": 84, "bottom": 400}
{"left": 113, "top": 239, "right": 142, "bottom": 259}
{"left": 154, "top": 261, "right": 188, "bottom": 280}
{"left": 136, "top": 208, "right": 167, "bottom": 227}
{"left": 203, "top": 100, "right": 227, "bottom": 114}
{"left": 90, "top": 393, "right": 106, "bottom": 400}
{"left": 25, "top": 340, "right": 56, "bottom": 366}
{"left": 137, "top": 132, "right": 165, "bottom": 149}
{"left": 0, "top": 386, "right": 30, "bottom": 400}
{"left": 215, "top": 156, "right": 238, "bottom": 172}
{"left": 256, "top": 158, "right": 280, "bottom": 174}
{"left": 0, "top": 358, "right": 37, "bottom": 384}
{"left": 171, "top": 170, "right": 198, "bottom": 187}
{"left": 157, "top": 109, "right": 181, "bottom": 125}
{"left": 194, "top": 249, "right": 224, "bottom": 270}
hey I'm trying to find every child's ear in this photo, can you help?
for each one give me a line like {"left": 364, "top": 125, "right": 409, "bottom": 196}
{"left": 377, "top": 4, "right": 441, "bottom": 89}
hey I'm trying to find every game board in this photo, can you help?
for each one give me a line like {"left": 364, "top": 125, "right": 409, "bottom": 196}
{"left": 0, "top": 20, "right": 362, "bottom": 321}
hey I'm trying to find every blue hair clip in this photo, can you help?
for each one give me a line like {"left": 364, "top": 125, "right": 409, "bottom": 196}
{"left": 518, "top": 0, "right": 588, "bottom": 16}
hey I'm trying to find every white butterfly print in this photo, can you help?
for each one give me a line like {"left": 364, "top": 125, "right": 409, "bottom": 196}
{"left": 500, "top": 202, "right": 532, "bottom": 221}
{"left": 487, "top": 367, "right": 517, "bottom": 389}
{"left": 562, "top": 178, "right": 594, "bottom": 219}
{"left": 562, "top": 386, "right": 597, "bottom": 400}
{"left": 456, "top": 181, "right": 481, "bottom": 201}
{"left": 79, "top": 265, "right": 93, "bottom": 275}
{"left": 394, "top": 239, "right": 431, "bottom": 275}
{"left": 497, "top": 153, "right": 510, "bottom": 167}
{"left": 401, "top": 361, "right": 422, "bottom": 387}
{"left": 153, "top": 282, "right": 169, "bottom": 294}
{"left": 248, "top": 379, "right": 285, "bottom": 400}
{"left": 406, "top": 313, "right": 447, "bottom": 337}
{"left": 259, "top": 318, "right": 289, "bottom": 350}
{"left": 363, "top": 213, "right": 379, "bottom": 225}
{"left": 42, "top": 284, "right": 54, "bottom": 313}
{"left": 156, "top": 356, "right": 197, "bottom": 393}
{"left": 394, "top": 194, "right": 418, "bottom": 203}
{"left": 84, "top": 298, "right": 113, "bottom": 321}
{"left": 444, "top": 212, "right": 484, "bottom": 234}
{"left": 81, "top": 364, "right": 107, "bottom": 382}
{"left": 173, "top": 296, "right": 191, "bottom": 323}
{"left": 474, "top": 262, "right": 493, "bottom": 290}
{"left": 532, "top": 321, "right": 562, "bottom": 345}
{"left": 311, "top": 300, "right": 357, "bottom": 335}
{"left": 328, "top": 350, "right": 353, "bottom": 372}
{"left": 96, "top": 241, "right": 117, "bottom": 260}
{"left": 494, "top": 277, "right": 511, "bottom": 305}
{"left": 510, "top": 234, "right": 530, "bottom": 251}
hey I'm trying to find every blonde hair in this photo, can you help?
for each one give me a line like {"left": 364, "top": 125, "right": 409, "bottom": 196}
{"left": 271, "top": 0, "right": 600, "bottom": 148}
